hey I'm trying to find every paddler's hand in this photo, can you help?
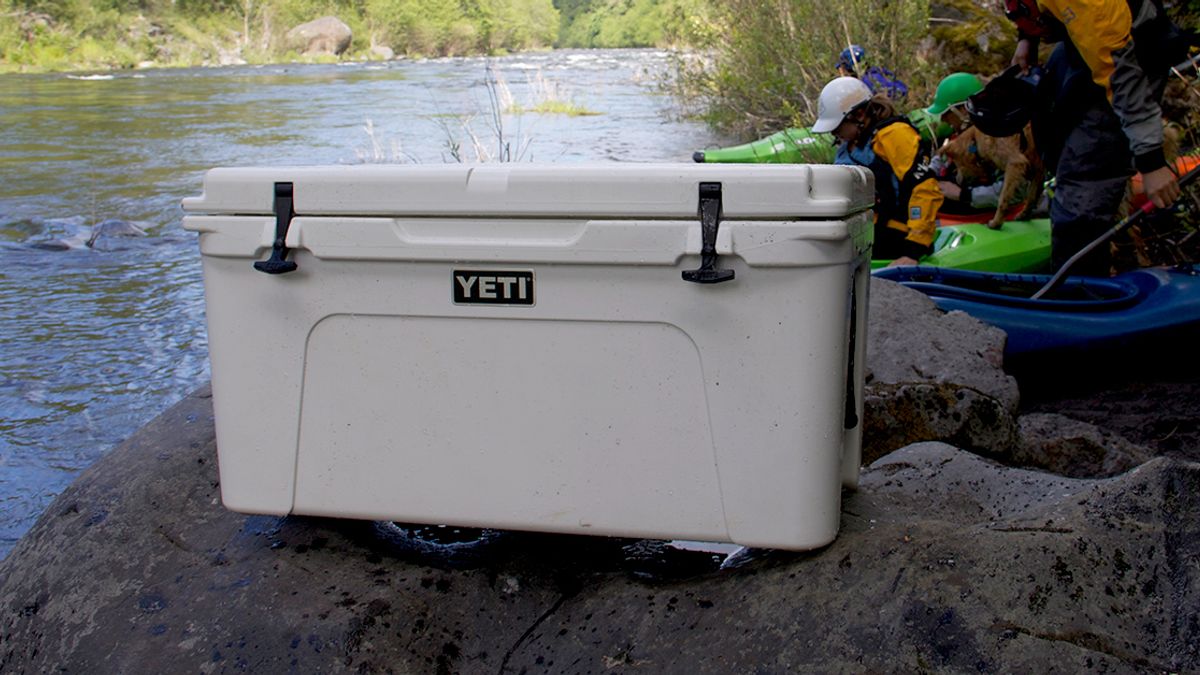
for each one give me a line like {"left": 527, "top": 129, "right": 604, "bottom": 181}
{"left": 888, "top": 256, "right": 920, "bottom": 267}
{"left": 1143, "top": 166, "right": 1182, "bottom": 209}
{"left": 1012, "top": 38, "right": 1037, "bottom": 74}
{"left": 938, "top": 181, "right": 962, "bottom": 201}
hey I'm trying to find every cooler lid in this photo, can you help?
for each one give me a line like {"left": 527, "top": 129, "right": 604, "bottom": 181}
{"left": 181, "top": 163, "right": 873, "bottom": 220}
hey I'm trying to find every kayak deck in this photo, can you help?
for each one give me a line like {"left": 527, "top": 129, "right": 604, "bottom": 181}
{"left": 870, "top": 219, "right": 1051, "bottom": 273}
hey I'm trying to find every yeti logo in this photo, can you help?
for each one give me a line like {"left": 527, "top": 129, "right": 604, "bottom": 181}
{"left": 453, "top": 270, "right": 535, "bottom": 306}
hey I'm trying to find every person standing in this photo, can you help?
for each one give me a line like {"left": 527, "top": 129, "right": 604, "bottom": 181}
{"left": 1006, "top": 0, "right": 1183, "bottom": 274}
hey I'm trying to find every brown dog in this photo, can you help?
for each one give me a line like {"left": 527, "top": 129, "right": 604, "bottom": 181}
{"left": 939, "top": 123, "right": 1045, "bottom": 229}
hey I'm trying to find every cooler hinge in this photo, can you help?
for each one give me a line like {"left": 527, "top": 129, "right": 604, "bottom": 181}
{"left": 253, "top": 182, "right": 299, "bottom": 275}
{"left": 682, "top": 182, "right": 735, "bottom": 284}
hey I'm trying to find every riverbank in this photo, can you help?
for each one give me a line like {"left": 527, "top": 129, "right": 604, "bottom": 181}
{"left": 0, "top": 9, "right": 491, "bottom": 75}
{"left": 0, "top": 0, "right": 694, "bottom": 75}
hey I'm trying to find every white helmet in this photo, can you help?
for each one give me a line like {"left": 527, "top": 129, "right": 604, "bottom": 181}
{"left": 812, "top": 77, "right": 872, "bottom": 133}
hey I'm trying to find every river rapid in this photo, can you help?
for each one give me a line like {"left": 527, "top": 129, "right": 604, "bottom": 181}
{"left": 0, "top": 49, "right": 722, "bottom": 558}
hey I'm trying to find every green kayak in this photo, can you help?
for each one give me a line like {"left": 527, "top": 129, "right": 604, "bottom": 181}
{"left": 694, "top": 109, "right": 953, "bottom": 164}
{"left": 692, "top": 127, "right": 836, "bottom": 164}
{"left": 870, "top": 219, "right": 1051, "bottom": 273}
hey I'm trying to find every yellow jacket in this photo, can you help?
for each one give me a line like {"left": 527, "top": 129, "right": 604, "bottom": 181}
{"left": 1036, "top": 0, "right": 1169, "bottom": 171}
{"left": 871, "top": 122, "right": 943, "bottom": 249}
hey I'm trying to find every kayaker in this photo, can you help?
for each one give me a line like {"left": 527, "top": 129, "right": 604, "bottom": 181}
{"left": 928, "top": 72, "right": 991, "bottom": 207}
{"left": 836, "top": 45, "right": 909, "bottom": 101}
{"left": 813, "top": 77, "right": 943, "bottom": 265}
{"left": 909, "top": 72, "right": 981, "bottom": 146}
{"left": 929, "top": 72, "right": 1044, "bottom": 219}
{"left": 927, "top": 72, "right": 982, "bottom": 141}
{"left": 1003, "top": 0, "right": 1185, "bottom": 275}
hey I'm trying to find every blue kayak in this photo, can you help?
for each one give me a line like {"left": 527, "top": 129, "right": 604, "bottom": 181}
{"left": 872, "top": 266, "right": 1200, "bottom": 360}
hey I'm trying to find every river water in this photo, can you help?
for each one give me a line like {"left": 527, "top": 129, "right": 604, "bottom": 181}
{"left": 0, "top": 49, "right": 721, "bottom": 559}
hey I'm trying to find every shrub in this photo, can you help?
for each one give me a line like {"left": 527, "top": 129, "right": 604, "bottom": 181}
{"left": 667, "top": 0, "right": 936, "bottom": 139}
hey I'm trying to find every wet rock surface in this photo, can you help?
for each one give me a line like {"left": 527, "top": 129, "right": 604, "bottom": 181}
{"left": 2, "top": 388, "right": 1198, "bottom": 673}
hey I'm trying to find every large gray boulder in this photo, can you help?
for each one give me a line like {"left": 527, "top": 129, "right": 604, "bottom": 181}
{"left": 2, "top": 388, "right": 1196, "bottom": 672}
{"left": 864, "top": 278, "right": 1020, "bottom": 462}
{"left": 285, "top": 16, "right": 352, "bottom": 56}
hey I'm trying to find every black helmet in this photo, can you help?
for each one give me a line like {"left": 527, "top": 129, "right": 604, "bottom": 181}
{"left": 966, "top": 66, "right": 1037, "bottom": 137}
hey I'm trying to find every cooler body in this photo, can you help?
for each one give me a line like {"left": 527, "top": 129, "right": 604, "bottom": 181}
{"left": 182, "top": 163, "right": 874, "bottom": 551}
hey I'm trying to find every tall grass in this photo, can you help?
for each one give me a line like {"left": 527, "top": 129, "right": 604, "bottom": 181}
{"left": 412, "top": 64, "right": 535, "bottom": 164}
{"left": 507, "top": 69, "right": 599, "bottom": 116}
{"left": 665, "top": 0, "right": 937, "bottom": 139}
{"left": 354, "top": 118, "right": 417, "bottom": 164}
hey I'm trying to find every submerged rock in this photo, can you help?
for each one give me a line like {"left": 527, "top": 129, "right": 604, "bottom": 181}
{"left": 1, "top": 390, "right": 1196, "bottom": 672}
{"left": 86, "top": 219, "right": 148, "bottom": 248}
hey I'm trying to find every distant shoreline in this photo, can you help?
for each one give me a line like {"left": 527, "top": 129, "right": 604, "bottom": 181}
{"left": 0, "top": 1, "right": 683, "bottom": 76}
{"left": 0, "top": 45, "right": 682, "bottom": 77}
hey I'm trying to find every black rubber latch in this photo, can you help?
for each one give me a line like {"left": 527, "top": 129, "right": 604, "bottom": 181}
{"left": 682, "top": 182, "right": 735, "bottom": 284}
{"left": 253, "top": 182, "right": 298, "bottom": 275}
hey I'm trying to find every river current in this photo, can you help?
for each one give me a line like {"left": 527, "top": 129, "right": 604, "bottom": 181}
{"left": 0, "top": 49, "right": 721, "bottom": 559}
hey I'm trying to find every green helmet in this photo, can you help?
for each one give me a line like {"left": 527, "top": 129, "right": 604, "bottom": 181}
{"left": 926, "top": 72, "right": 984, "bottom": 115}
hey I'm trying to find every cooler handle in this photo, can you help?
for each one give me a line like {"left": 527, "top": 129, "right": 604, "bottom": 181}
{"left": 253, "top": 182, "right": 299, "bottom": 275}
{"left": 682, "top": 182, "right": 735, "bottom": 284}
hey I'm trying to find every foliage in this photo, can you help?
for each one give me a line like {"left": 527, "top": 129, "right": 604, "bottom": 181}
{"left": 925, "top": 0, "right": 1017, "bottom": 77}
{"left": 0, "top": 0, "right": 563, "bottom": 72}
{"left": 0, "top": 0, "right": 710, "bottom": 71}
{"left": 1177, "top": 0, "right": 1200, "bottom": 31}
{"left": 556, "top": 0, "right": 660, "bottom": 48}
{"left": 554, "top": 0, "right": 694, "bottom": 48}
{"left": 665, "top": 0, "right": 937, "bottom": 140}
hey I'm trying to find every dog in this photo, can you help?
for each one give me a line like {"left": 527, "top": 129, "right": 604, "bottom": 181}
{"left": 938, "top": 122, "right": 1045, "bottom": 230}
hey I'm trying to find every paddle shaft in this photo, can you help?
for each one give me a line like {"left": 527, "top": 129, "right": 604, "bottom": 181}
{"left": 1171, "top": 53, "right": 1200, "bottom": 81}
{"left": 1032, "top": 159, "right": 1200, "bottom": 299}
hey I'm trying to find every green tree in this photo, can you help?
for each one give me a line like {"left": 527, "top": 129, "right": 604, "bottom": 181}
{"left": 555, "top": 0, "right": 685, "bottom": 48}
{"left": 469, "top": 0, "right": 558, "bottom": 52}
{"left": 3, "top": 0, "right": 677, "bottom": 72}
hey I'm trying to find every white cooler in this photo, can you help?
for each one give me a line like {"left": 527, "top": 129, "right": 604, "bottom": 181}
{"left": 182, "top": 163, "right": 874, "bottom": 551}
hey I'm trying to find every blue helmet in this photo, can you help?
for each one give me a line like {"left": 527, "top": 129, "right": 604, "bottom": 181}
{"left": 837, "top": 45, "right": 867, "bottom": 73}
